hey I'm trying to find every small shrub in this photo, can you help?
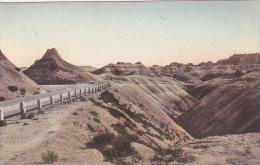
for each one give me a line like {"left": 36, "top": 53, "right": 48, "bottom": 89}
{"left": 20, "top": 88, "right": 26, "bottom": 95}
{"left": 41, "top": 149, "right": 58, "bottom": 163}
{"left": 87, "top": 132, "right": 115, "bottom": 147}
{"left": 8, "top": 85, "right": 18, "bottom": 92}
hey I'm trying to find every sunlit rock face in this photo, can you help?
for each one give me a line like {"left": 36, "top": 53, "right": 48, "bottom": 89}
{"left": 0, "top": 49, "right": 39, "bottom": 101}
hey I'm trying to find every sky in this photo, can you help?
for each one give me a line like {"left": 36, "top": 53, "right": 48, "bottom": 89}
{"left": 0, "top": 1, "right": 259, "bottom": 67}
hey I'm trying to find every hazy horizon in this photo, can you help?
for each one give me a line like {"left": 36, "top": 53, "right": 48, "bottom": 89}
{"left": 0, "top": 1, "right": 259, "bottom": 67}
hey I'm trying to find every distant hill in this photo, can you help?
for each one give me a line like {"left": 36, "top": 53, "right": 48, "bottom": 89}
{"left": 217, "top": 53, "right": 260, "bottom": 65}
{"left": 92, "top": 62, "right": 154, "bottom": 76}
{"left": 0, "top": 50, "right": 39, "bottom": 101}
{"left": 24, "top": 48, "right": 94, "bottom": 85}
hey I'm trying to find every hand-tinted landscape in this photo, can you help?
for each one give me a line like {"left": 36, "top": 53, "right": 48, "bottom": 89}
{"left": 0, "top": 1, "right": 260, "bottom": 165}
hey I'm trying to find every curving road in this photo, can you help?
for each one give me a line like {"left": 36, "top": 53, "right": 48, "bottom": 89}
{"left": 0, "top": 82, "right": 106, "bottom": 119}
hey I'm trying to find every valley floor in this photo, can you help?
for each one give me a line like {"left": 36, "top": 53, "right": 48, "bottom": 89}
{"left": 0, "top": 98, "right": 259, "bottom": 165}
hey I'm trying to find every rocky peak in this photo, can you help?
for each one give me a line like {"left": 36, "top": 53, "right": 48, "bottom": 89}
{"left": 24, "top": 48, "right": 93, "bottom": 84}
{"left": 135, "top": 62, "right": 144, "bottom": 65}
{"left": 0, "top": 49, "right": 7, "bottom": 61}
{"left": 42, "top": 48, "right": 62, "bottom": 60}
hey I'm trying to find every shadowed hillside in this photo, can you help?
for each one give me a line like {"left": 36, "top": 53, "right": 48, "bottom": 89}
{"left": 178, "top": 71, "right": 260, "bottom": 138}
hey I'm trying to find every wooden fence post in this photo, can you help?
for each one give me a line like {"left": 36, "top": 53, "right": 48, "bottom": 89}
{"left": 60, "top": 94, "right": 63, "bottom": 103}
{"left": 68, "top": 91, "right": 72, "bottom": 103}
{"left": 50, "top": 96, "right": 54, "bottom": 105}
{"left": 20, "top": 102, "right": 27, "bottom": 119}
{"left": 37, "top": 98, "right": 41, "bottom": 112}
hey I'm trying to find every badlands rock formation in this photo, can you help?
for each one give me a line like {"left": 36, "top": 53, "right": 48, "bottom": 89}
{"left": 217, "top": 53, "right": 260, "bottom": 65}
{"left": 93, "top": 62, "right": 154, "bottom": 76}
{"left": 1, "top": 52, "right": 260, "bottom": 165}
{"left": 178, "top": 71, "right": 260, "bottom": 138}
{"left": 24, "top": 48, "right": 94, "bottom": 85}
{"left": 0, "top": 50, "right": 39, "bottom": 101}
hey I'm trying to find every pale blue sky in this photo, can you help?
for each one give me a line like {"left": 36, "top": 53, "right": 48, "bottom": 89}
{"left": 0, "top": 1, "right": 259, "bottom": 67}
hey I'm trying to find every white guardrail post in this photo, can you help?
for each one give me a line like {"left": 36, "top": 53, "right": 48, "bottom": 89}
{"left": 90, "top": 86, "right": 93, "bottom": 94}
{"left": 68, "top": 91, "right": 72, "bottom": 103}
{"left": 37, "top": 98, "right": 41, "bottom": 112}
{"left": 50, "top": 96, "right": 54, "bottom": 106}
{"left": 60, "top": 94, "right": 63, "bottom": 103}
{"left": 79, "top": 89, "right": 82, "bottom": 97}
{"left": 0, "top": 108, "right": 4, "bottom": 126}
{"left": 20, "top": 102, "right": 27, "bottom": 119}
{"left": 74, "top": 90, "right": 77, "bottom": 98}
{"left": 84, "top": 88, "right": 87, "bottom": 96}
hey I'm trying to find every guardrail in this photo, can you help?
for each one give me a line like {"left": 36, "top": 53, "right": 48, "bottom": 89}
{"left": 0, "top": 82, "right": 108, "bottom": 126}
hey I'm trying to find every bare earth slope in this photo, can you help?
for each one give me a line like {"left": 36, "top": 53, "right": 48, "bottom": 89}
{"left": 183, "top": 133, "right": 260, "bottom": 165}
{"left": 3, "top": 85, "right": 260, "bottom": 165}
{"left": 93, "top": 62, "right": 154, "bottom": 76}
{"left": 178, "top": 71, "right": 260, "bottom": 138}
{"left": 2, "top": 75, "right": 197, "bottom": 165}
{"left": 0, "top": 50, "right": 39, "bottom": 101}
{"left": 24, "top": 48, "right": 94, "bottom": 85}
{"left": 103, "top": 75, "right": 196, "bottom": 117}
{"left": 4, "top": 91, "right": 192, "bottom": 164}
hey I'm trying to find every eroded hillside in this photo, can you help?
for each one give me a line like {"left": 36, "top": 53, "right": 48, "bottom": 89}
{"left": 178, "top": 71, "right": 260, "bottom": 138}
{"left": 0, "top": 50, "right": 39, "bottom": 101}
{"left": 1, "top": 53, "right": 260, "bottom": 165}
{"left": 4, "top": 77, "right": 197, "bottom": 165}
